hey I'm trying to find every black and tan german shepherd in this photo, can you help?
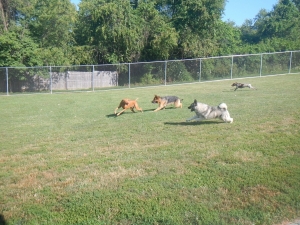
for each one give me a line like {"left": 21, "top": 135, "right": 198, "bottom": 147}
{"left": 151, "top": 95, "right": 183, "bottom": 112}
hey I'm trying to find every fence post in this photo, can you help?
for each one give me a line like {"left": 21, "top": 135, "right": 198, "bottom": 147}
{"left": 128, "top": 63, "right": 131, "bottom": 88}
{"left": 260, "top": 53, "right": 263, "bottom": 77}
{"left": 164, "top": 61, "right": 167, "bottom": 86}
{"left": 92, "top": 65, "right": 95, "bottom": 91}
{"left": 50, "top": 66, "right": 52, "bottom": 94}
{"left": 289, "top": 51, "right": 292, "bottom": 74}
{"left": 6, "top": 67, "right": 8, "bottom": 96}
{"left": 199, "top": 59, "right": 202, "bottom": 82}
{"left": 231, "top": 56, "right": 233, "bottom": 79}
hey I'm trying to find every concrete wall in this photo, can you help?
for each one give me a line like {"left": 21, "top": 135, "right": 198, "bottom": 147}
{"left": 51, "top": 71, "right": 118, "bottom": 90}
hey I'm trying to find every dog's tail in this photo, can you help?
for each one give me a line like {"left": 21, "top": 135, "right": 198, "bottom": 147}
{"left": 218, "top": 103, "right": 228, "bottom": 110}
{"left": 219, "top": 103, "right": 233, "bottom": 123}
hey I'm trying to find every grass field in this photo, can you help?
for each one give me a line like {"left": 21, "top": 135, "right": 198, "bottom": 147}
{"left": 1, "top": 74, "right": 300, "bottom": 225}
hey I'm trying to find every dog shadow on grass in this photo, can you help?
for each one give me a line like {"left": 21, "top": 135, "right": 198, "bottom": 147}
{"left": 222, "top": 89, "right": 235, "bottom": 92}
{"left": 106, "top": 113, "right": 117, "bottom": 118}
{"left": 105, "top": 109, "right": 155, "bottom": 118}
{"left": 223, "top": 89, "right": 257, "bottom": 92}
{"left": 0, "top": 214, "right": 7, "bottom": 225}
{"left": 165, "top": 121, "right": 222, "bottom": 126}
{"left": 106, "top": 107, "right": 185, "bottom": 118}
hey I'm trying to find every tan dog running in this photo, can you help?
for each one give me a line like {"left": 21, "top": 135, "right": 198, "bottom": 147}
{"left": 151, "top": 95, "right": 183, "bottom": 112}
{"left": 114, "top": 98, "right": 143, "bottom": 116}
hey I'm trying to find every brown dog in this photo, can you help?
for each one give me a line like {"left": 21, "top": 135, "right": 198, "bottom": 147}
{"left": 114, "top": 98, "right": 143, "bottom": 116}
{"left": 151, "top": 95, "right": 183, "bottom": 112}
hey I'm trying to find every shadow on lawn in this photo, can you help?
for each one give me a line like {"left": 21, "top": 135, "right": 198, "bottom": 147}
{"left": 165, "top": 120, "right": 222, "bottom": 126}
{"left": 0, "top": 214, "right": 7, "bottom": 225}
{"left": 223, "top": 88, "right": 257, "bottom": 92}
{"left": 106, "top": 109, "right": 155, "bottom": 118}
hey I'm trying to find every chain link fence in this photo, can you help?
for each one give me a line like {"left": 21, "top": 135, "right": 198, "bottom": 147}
{"left": 1, "top": 51, "right": 300, "bottom": 95}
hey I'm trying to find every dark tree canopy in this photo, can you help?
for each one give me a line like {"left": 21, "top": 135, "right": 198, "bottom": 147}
{"left": 0, "top": 0, "right": 299, "bottom": 66}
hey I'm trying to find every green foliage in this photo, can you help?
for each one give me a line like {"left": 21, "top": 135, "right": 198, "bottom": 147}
{"left": 293, "top": 0, "right": 300, "bottom": 10}
{"left": 215, "top": 21, "right": 242, "bottom": 55}
{"left": 177, "top": 29, "right": 219, "bottom": 58}
{"left": 28, "top": 0, "right": 77, "bottom": 48}
{"left": 166, "top": 61, "right": 194, "bottom": 82}
{"left": 240, "top": 0, "right": 300, "bottom": 53}
{"left": 0, "top": 27, "right": 41, "bottom": 67}
{"left": 0, "top": 0, "right": 299, "bottom": 66}
{"left": 140, "top": 72, "right": 160, "bottom": 84}
{"left": 163, "top": 0, "right": 226, "bottom": 58}
{"left": 68, "top": 45, "right": 97, "bottom": 66}
{"left": 0, "top": 0, "right": 34, "bottom": 33}
{"left": 137, "top": 1, "right": 178, "bottom": 61}
{"left": 38, "top": 47, "right": 70, "bottom": 66}
{"left": 240, "top": 9, "right": 269, "bottom": 44}
{"left": 232, "top": 55, "right": 261, "bottom": 78}
{"left": 76, "top": 0, "right": 144, "bottom": 63}
{"left": 258, "top": 0, "right": 299, "bottom": 40}
{"left": 201, "top": 57, "right": 232, "bottom": 80}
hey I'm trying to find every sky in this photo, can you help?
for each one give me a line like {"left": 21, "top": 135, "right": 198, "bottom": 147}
{"left": 222, "top": 0, "right": 278, "bottom": 26}
{"left": 70, "top": 0, "right": 279, "bottom": 27}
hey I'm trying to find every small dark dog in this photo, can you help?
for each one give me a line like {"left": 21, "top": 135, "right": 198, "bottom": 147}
{"left": 231, "top": 82, "right": 256, "bottom": 91}
{"left": 151, "top": 95, "right": 183, "bottom": 112}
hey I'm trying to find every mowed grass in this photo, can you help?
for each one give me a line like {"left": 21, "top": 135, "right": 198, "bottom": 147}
{"left": 0, "top": 74, "right": 300, "bottom": 225}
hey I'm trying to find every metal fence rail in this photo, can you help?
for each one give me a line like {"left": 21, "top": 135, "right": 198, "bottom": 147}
{"left": 1, "top": 50, "right": 300, "bottom": 95}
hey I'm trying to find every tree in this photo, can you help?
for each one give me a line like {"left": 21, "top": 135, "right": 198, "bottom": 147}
{"left": 0, "top": 27, "right": 41, "bottom": 67}
{"left": 0, "top": 0, "right": 35, "bottom": 33}
{"left": 215, "top": 21, "right": 242, "bottom": 55}
{"left": 292, "top": 0, "right": 300, "bottom": 10}
{"left": 156, "top": 0, "right": 226, "bottom": 58}
{"left": 136, "top": 1, "right": 178, "bottom": 61}
{"left": 0, "top": 0, "right": 9, "bottom": 32}
{"left": 240, "top": 9, "right": 268, "bottom": 44}
{"left": 28, "top": 0, "right": 77, "bottom": 48}
{"left": 257, "top": 0, "right": 299, "bottom": 39}
{"left": 75, "top": 0, "right": 144, "bottom": 63}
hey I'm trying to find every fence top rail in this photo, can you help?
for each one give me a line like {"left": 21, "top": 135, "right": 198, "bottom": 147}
{"left": 1, "top": 50, "right": 299, "bottom": 69}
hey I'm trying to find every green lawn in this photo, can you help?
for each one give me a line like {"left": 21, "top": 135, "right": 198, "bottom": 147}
{"left": 1, "top": 74, "right": 299, "bottom": 225}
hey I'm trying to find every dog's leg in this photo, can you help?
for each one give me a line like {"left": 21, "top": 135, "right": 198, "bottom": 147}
{"left": 117, "top": 108, "right": 127, "bottom": 116}
{"left": 222, "top": 116, "right": 233, "bottom": 123}
{"left": 234, "top": 87, "right": 238, "bottom": 91}
{"left": 221, "top": 112, "right": 233, "bottom": 123}
{"left": 114, "top": 106, "right": 120, "bottom": 115}
{"left": 186, "top": 115, "right": 202, "bottom": 122}
{"left": 154, "top": 107, "right": 163, "bottom": 112}
{"left": 154, "top": 103, "right": 166, "bottom": 111}
{"left": 175, "top": 100, "right": 182, "bottom": 108}
{"left": 249, "top": 84, "right": 256, "bottom": 89}
{"left": 134, "top": 103, "right": 143, "bottom": 113}
{"left": 154, "top": 101, "right": 167, "bottom": 111}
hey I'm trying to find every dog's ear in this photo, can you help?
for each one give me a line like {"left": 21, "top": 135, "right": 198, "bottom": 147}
{"left": 194, "top": 99, "right": 197, "bottom": 104}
